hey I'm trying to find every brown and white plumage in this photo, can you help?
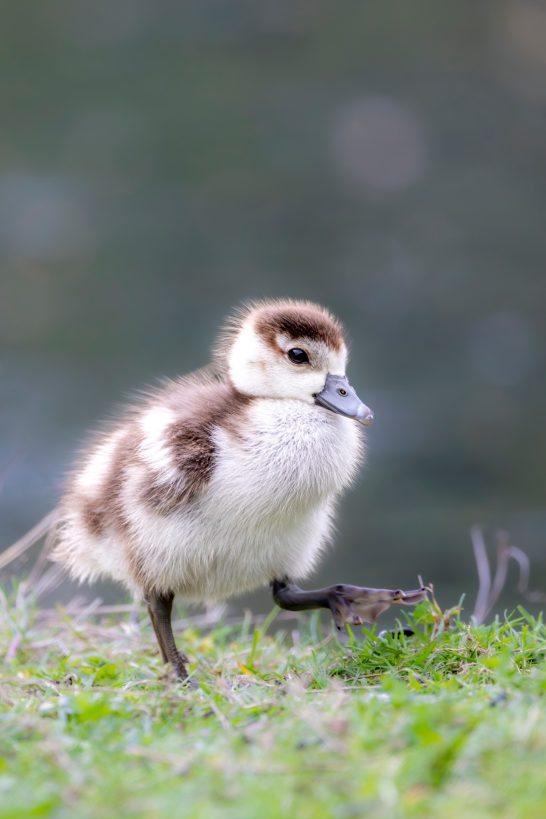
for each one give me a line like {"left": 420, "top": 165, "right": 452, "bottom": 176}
{"left": 53, "top": 300, "right": 361, "bottom": 594}
{"left": 51, "top": 299, "right": 427, "bottom": 679}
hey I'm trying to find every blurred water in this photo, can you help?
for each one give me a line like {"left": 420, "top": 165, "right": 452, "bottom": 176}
{"left": 1, "top": 1, "right": 545, "bottom": 613}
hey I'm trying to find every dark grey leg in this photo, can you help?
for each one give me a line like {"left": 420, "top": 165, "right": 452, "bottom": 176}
{"left": 271, "top": 579, "right": 429, "bottom": 629}
{"left": 145, "top": 591, "right": 189, "bottom": 680}
{"left": 147, "top": 602, "right": 169, "bottom": 664}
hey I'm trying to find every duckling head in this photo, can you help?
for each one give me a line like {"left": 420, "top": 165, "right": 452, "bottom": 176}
{"left": 220, "top": 300, "right": 374, "bottom": 425}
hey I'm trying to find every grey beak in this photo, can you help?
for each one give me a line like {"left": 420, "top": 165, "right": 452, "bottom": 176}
{"left": 314, "top": 374, "right": 374, "bottom": 426}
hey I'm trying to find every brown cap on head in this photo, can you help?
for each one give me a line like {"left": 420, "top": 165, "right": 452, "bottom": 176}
{"left": 253, "top": 301, "right": 345, "bottom": 353}
{"left": 215, "top": 299, "right": 346, "bottom": 362}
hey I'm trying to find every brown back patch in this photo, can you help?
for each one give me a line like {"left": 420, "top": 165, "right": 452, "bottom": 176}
{"left": 66, "top": 377, "right": 250, "bottom": 591}
{"left": 74, "top": 429, "right": 135, "bottom": 541}
{"left": 141, "top": 379, "right": 251, "bottom": 515}
{"left": 254, "top": 303, "right": 345, "bottom": 352}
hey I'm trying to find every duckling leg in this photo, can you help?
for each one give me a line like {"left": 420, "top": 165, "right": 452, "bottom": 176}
{"left": 271, "top": 579, "right": 428, "bottom": 630}
{"left": 146, "top": 601, "right": 169, "bottom": 665}
{"left": 145, "top": 591, "right": 190, "bottom": 680}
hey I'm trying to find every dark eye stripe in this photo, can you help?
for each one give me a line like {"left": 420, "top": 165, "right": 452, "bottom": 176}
{"left": 287, "top": 348, "right": 310, "bottom": 365}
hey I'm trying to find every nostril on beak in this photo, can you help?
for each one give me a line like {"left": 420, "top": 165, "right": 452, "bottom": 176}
{"left": 356, "top": 405, "right": 374, "bottom": 426}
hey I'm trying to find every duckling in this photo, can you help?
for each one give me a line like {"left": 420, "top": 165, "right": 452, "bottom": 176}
{"left": 52, "top": 299, "right": 427, "bottom": 679}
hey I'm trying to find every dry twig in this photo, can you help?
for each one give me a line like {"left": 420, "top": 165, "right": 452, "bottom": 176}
{"left": 0, "top": 509, "right": 58, "bottom": 572}
{"left": 471, "top": 527, "right": 546, "bottom": 624}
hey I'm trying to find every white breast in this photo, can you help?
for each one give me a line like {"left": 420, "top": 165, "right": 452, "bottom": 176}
{"left": 123, "top": 399, "right": 364, "bottom": 600}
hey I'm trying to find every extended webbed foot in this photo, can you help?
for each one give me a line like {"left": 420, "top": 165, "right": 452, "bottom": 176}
{"left": 271, "top": 579, "right": 430, "bottom": 629}
{"left": 324, "top": 584, "right": 430, "bottom": 630}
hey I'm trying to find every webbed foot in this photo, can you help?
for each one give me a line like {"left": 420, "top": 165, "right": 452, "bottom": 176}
{"left": 324, "top": 584, "right": 429, "bottom": 629}
{"left": 272, "top": 579, "right": 430, "bottom": 629}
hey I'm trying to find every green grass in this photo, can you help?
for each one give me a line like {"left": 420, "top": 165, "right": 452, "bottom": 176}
{"left": 1, "top": 588, "right": 545, "bottom": 819}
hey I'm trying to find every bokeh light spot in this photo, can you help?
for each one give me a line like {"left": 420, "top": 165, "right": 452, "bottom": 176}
{"left": 331, "top": 96, "right": 428, "bottom": 192}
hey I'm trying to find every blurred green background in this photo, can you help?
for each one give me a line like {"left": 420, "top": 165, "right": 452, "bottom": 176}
{"left": 1, "top": 1, "right": 545, "bottom": 612}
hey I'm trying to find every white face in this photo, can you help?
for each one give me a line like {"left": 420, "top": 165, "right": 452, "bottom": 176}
{"left": 228, "top": 319, "right": 348, "bottom": 402}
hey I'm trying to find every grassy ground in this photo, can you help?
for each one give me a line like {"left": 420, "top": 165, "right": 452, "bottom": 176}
{"left": 1, "top": 587, "right": 545, "bottom": 819}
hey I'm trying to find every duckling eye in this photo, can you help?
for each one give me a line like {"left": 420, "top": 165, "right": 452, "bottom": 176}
{"left": 287, "top": 348, "right": 310, "bottom": 365}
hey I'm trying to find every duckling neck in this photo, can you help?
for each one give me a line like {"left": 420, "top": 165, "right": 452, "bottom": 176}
{"left": 224, "top": 395, "right": 365, "bottom": 499}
